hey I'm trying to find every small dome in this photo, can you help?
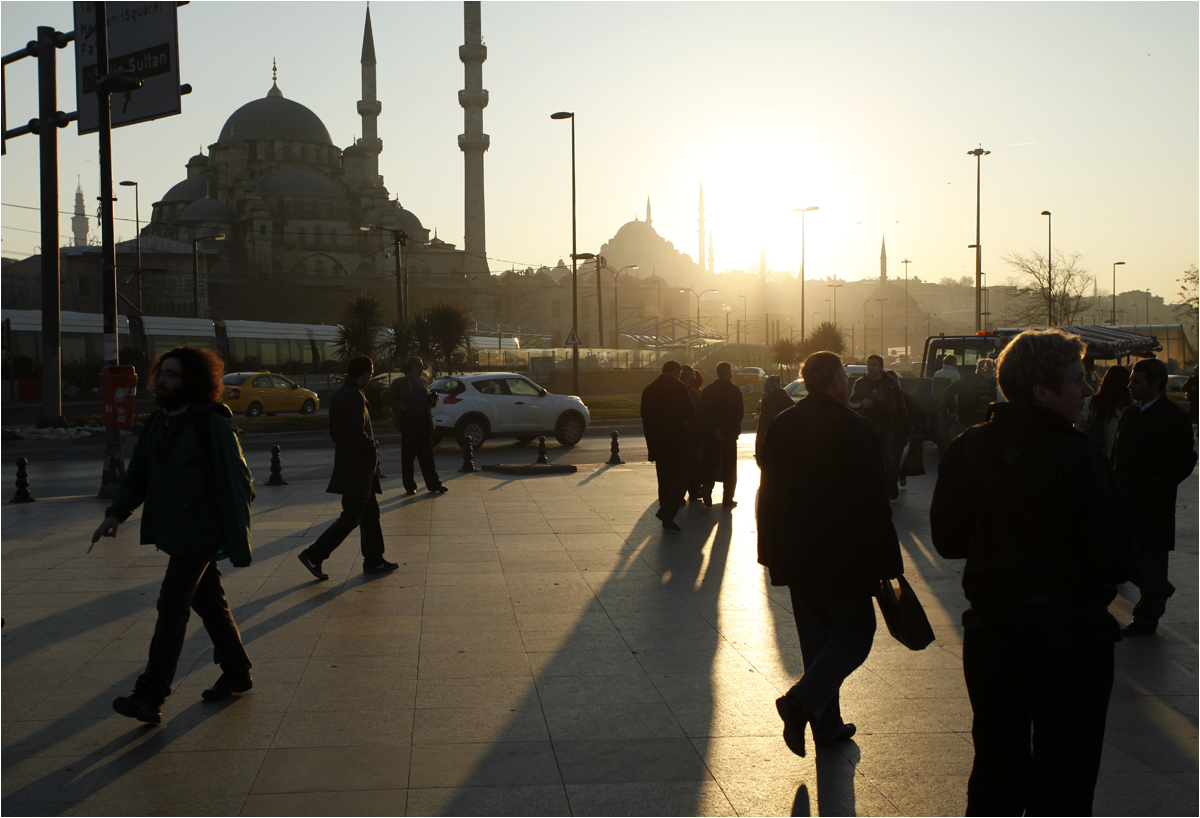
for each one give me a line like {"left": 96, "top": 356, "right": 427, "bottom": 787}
{"left": 180, "top": 197, "right": 234, "bottom": 223}
{"left": 342, "top": 144, "right": 367, "bottom": 157}
{"left": 218, "top": 94, "right": 332, "bottom": 146}
{"left": 397, "top": 208, "right": 424, "bottom": 234}
{"left": 186, "top": 153, "right": 209, "bottom": 167}
{"left": 160, "top": 174, "right": 215, "bottom": 204}
{"left": 262, "top": 168, "right": 342, "bottom": 198}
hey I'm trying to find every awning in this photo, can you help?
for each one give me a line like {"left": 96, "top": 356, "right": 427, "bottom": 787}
{"left": 1059, "top": 326, "right": 1162, "bottom": 359}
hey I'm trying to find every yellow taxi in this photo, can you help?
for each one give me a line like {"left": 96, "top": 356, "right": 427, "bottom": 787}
{"left": 1165, "top": 374, "right": 1192, "bottom": 415}
{"left": 221, "top": 371, "right": 319, "bottom": 418}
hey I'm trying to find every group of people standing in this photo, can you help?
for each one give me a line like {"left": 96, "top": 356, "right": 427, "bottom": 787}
{"left": 757, "top": 330, "right": 1195, "bottom": 816}
{"left": 639, "top": 360, "right": 746, "bottom": 531}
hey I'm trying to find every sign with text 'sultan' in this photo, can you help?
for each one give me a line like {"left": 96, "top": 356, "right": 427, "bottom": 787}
{"left": 74, "top": 1, "right": 181, "bottom": 135}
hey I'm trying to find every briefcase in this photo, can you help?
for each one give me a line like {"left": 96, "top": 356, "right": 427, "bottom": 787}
{"left": 876, "top": 575, "right": 935, "bottom": 650}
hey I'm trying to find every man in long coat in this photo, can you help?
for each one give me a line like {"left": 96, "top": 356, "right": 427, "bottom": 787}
{"left": 1111, "top": 357, "right": 1197, "bottom": 635}
{"left": 699, "top": 361, "right": 745, "bottom": 508}
{"left": 640, "top": 360, "right": 694, "bottom": 531}
{"left": 299, "top": 356, "right": 398, "bottom": 580}
{"left": 758, "top": 352, "right": 903, "bottom": 756}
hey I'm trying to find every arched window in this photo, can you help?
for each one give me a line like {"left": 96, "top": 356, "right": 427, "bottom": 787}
{"left": 314, "top": 259, "right": 325, "bottom": 274}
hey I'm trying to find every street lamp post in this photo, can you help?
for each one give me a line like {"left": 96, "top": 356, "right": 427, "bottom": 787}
{"left": 361, "top": 224, "right": 408, "bottom": 323}
{"left": 901, "top": 258, "right": 911, "bottom": 357}
{"left": 550, "top": 111, "right": 580, "bottom": 393}
{"left": 655, "top": 280, "right": 663, "bottom": 342}
{"left": 118, "top": 180, "right": 141, "bottom": 311}
{"left": 191, "top": 233, "right": 225, "bottom": 318}
{"left": 1145, "top": 289, "right": 1151, "bottom": 325}
{"left": 739, "top": 294, "right": 748, "bottom": 344}
{"left": 926, "top": 313, "right": 936, "bottom": 337}
{"left": 572, "top": 251, "right": 600, "bottom": 347}
{"left": 968, "top": 146, "right": 990, "bottom": 331}
{"left": 1111, "top": 261, "right": 1125, "bottom": 325}
{"left": 791, "top": 206, "right": 819, "bottom": 342}
{"left": 825, "top": 299, "right": 832, "bottom": 321}
{"left": 875, "top": 298, "right": 888, "bottom": 357}
{"left": 1041, "top": 210, "right": 1052, "bottom": 324}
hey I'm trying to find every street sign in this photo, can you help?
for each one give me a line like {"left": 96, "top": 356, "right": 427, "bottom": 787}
{"left": 74, "top": 1, "right": 182, "bottom": 135}
{"left": 564, "top": 327, "right": 582, "bottom": 346}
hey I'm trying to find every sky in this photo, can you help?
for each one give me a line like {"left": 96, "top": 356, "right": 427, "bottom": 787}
{"left": 2, "top": 1, "right": 1197, "bottom": 306}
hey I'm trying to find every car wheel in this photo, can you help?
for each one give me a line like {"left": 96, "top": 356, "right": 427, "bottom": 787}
{"left": 300, "top": 399, "right": 316, "bottom": 415}
{"left": 555, "top": 411, "right": 586, "bottom": 446}
{"left": 246, "top": 402, "right": 263, "bottom": 418}
{"left": 455, "top": 415, "right": 489, "bottom": 449}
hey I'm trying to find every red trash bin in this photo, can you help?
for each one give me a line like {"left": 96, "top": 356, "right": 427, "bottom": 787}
{"left": 100, "top": 365, "right": 138, "bottom": 428}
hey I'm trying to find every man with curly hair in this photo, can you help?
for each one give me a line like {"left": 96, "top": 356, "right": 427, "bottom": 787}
{"left": 93, "top": 346, "right": 256, "bottom": 724}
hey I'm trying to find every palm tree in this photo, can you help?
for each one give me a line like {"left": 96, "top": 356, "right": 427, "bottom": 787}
{"left": 383, "top": 312, "right": 437, "bottom": 370}
{"left": 804, "top": 321, "right": 846, "bottom": 357}
{"left": 770, "top": 337, "right": 800, "bottom": 381}
{"left": 334, "top": 292, "right": 386, "bottom": 361}
{"left": 426, "top": 300, "right": 472, "bottom": 375}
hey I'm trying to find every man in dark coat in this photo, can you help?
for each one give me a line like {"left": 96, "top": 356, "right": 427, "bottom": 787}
{"left": 641, "top": 360, "right": 694, "bottom": 531}
{"left": 381, "top": 356, "right": 448, "bottom": 496}
{"left": 754, "top": 375, "right": 792, "bottom": 464}
{"left": 849, "top": 354, "right": 913, "bottom": 500}
{"left": 681, "top": 365, "right": 707, "bottom": 503}
{"left": 1111, "top": 357, "right": 1197, "bottom": 636}
{"left": 931, "top": 329, "right": 1138, "bottom": 816}
{"left": 299, "top": 356, "right": 398, "bottom": 579}
{"left": 699, "top": 361, "right": 745, "bottom": 508}
{"left": 758, "top": 352, "right": 903, "bottom": 757}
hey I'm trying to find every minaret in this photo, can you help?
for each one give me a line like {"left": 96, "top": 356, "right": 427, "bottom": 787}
{"left": 71, "top": 179, "right": 89, "bottom": 247}
{"left": 459, "top": 1, "right": 490, "bottom": 273}
{"left": 358, "top": 6, "right": 383, "bottom": 185}
{"left": 697, "top": 184, "right": 706, "bottom": 272}
{"left": 707, "top": 231, "right": 715, "bottom": 275}
{"left": 880, "top": 235, "right": 888, "bottom": 283}
{"left": 645, "top": 197, "right": 652, "bottom": 226}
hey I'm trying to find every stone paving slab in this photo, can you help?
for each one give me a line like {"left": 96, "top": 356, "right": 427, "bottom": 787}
{"left": 2, "top": 438, "right": 1197, "bottom": 816}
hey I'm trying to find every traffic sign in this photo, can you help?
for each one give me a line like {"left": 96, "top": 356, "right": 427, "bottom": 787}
{"left": 75, "top": 1, "right": 182, "bottom": 134}
{"left": 564, "top": 327, "right": 581, "bottom": 346}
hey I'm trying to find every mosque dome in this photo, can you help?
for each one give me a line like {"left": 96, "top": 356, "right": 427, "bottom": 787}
{"left": 341, "top": 144, "right": 367, "bottom": 157}
{"left": 186, "top": 153, "right": 209, "bottom": 168}
{"left": 180, "top": 197, "right": 235, "bottom": 223}
{"left": 611, "top": 217, "right": 661, "bottom": 244}
{"left": 217, "top": 89, "right": 332, "bottom": 146}
{"left": 397, "top": 207, "right": 425, "bottom": 234}
{"left": 262, "top": 168, "right": 343, "bottom": 198}
{"left": 160, "top": 174, "right": 215, "bottom": 203}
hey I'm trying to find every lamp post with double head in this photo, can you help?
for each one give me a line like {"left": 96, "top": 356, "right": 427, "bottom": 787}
{"left": 191, "top": 233, "right": 224, "bottom": 318}
{"left": 900, "top": 258, "right": 912, "bottom": 357}
{"left": 118, "top": 180, "right": 141, "bottom": 311}
{"left": 572, "top": 251, "right": 599, "bottom": 346}
{"left": 610, "top": 264, "right": 637, "bottom": 348}
{"left": 739, "top": 294, "right": 748, "bottom": 344}
{"left": 550, "top": 111, "right": 580, "bottom": 393}
{"left": 968, "top": 146, "right": 990, "bottom": 331}
{"left": 360, "top": 224, "right": 408, "bottom": 323}
{"left": 1041, "top": 210, "right": 1053, "bottom": 324}
{"left": 875, "top": 298, "right": 888, "bottom": 357}
{"left": 791, "top": 206, "right": 819, "bottom": 342}
{"left": 1111, "top": 261, "right": 1125, "bottom": 325}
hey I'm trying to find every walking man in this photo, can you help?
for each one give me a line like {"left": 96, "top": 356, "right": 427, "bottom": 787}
{"left": 1111, "top": 357, "right": 1197, "bottom": 636}
{"left": 849, "top": 354, "right": 913, "bottom": 499}
{"left": 699, "top": 361, "right": 745, "bottom": 508}
{"left": 94, "top": 346, "right": 256, "bottom": 724}
{"left": 755, "top": 375, "right": 793, "bottom": 465}
{"left": 933, "top": 353, "right": 961, "bottom": 456}
{"left": 382, "top": 356, "right": 448, "bottom": 496}
{"left": 758, "top": 352, "right": 903, "bottom": 755}
{"left": 640, "top": 360, "right": 694, "bottom": 531}
{"left": 298, "top": 356, "right": 398, "bottom": 580}
{"left": 931, "top": 329, "right": 1137, "bottom": 815}
{"left": 945, "top": 358, "right": 999, "bottom": 428}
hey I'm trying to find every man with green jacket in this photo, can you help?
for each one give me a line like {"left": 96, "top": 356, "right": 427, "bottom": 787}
{"left": 93, "top": 346, "right": 256, "bottom": 724}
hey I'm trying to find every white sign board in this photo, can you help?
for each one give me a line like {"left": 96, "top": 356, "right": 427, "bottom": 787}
{"left": 74, "top": 1, "right": 182, "bottom": 135}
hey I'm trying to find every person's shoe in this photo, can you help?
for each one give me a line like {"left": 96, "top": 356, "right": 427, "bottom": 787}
{"left": 662, "top": 518, "right": 683, "bottom": 532}
{"left": 722, "top": 499, "right": 738, "bottom": 509}
{"left": 1121, "top": 620, "right": 1158, "bottom": 636}
{"left": 404, "top": 488, "right": 417, "bottom": 496}
{"left": 363, "top": 559, "right": 400, "bottom": 574}
{"left": 431, "top": 484, "right": 449, "bottom": 494}
{"left": 815, "top": 723, "right": 857, "bottom": 747}
{"left": 899, "top": 476, "right": 907, "bottom": 487}
{"left": 655, "top": 508, "right": 667, "bottom": 521}
{"left": 113, "top": 691, "right": 162, "bottom": 724}
{"left": 776, "top": 695, "right": 809, "bottom": 757}
{"left": 298, "top": 550, "right": 328, "bottom": 581}
{"left": 201, "top": 672, "right": 253, "bottom": 702}
{"left": 701, "top": 494, "right": 713, "bottom": 508}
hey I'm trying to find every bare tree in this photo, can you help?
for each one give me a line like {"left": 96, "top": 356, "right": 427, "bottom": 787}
{"left": 1002, "top": 249, "right": 1092, "bottom": 327}
{"left": 1174, "top": 264, "right": 1198, "bottom": 330}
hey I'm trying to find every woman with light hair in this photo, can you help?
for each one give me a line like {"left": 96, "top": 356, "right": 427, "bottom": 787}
{"left": 930, "top": 329, "right": 1137, "bottom": 816}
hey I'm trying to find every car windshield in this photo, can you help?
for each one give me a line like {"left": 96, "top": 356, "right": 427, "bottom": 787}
{"left": 273, "top": 375, "right": 297, "bottom": 389}
{"left": 430, "top": 377, "right": 465, "bottom": 394}
{"left": 784, "top": 381, "right": 807, "bottom": 397}
{"left": 221, "top": 374, "right": 245, "bottom": 386}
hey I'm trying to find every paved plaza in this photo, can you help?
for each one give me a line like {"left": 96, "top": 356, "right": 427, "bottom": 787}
{"left": 2, "top": 433, "right": 1197, "bottom": 816}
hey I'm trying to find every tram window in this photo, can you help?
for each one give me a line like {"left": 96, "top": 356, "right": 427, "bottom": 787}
{"left": 62, "top": 333, "right": 88, "bottom": 363}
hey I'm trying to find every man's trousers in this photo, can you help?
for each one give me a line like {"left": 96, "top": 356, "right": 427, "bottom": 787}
{"left": 400, "top": 414, "right": 442, "bottom": 493}
{"left": 308, "top": 494, "right": 385, "bottom": 565}
{"left": 655, "top": 457, "right": 690, "bottom": 520}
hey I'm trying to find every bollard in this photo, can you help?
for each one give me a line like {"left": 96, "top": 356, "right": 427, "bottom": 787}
{"left": 11, "top": 458, "right": 35, "bottom": 503}
{"left": 607, "top": 431, "right": 624, "bottom": 465}
{"left": 266, "top": 445, "right": 289, "bottom": 486}
{"left": 536, "top": 436, "right": 549, "bottom": 465}
{"left": 459, "top": 438, "right": 478, "bottom": 473}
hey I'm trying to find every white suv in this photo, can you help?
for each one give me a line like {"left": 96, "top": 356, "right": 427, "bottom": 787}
{"left": 428, "top": 372, "right": 590, "bottom": 448}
